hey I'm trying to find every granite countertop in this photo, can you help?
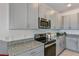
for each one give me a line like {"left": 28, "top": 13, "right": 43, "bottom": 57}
{"left": 65, "top": 33, "right": 79, "bottom": 38}
{"left": 8, "top": 40, "right": 44, "bottom": 56}
{"left": 67, "top": 33, "right": 79, "bottom": 36}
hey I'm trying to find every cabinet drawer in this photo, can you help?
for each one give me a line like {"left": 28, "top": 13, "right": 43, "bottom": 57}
{"left": 31, "top": 46, "right": 44, "bottom": 54}
{"left": 16, "top": 46, "right": 44, "bottom": 56}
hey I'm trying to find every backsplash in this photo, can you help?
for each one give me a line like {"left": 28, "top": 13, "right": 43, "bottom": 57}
{"left": 8, "top": 29, "right": 58, "bottom": 36}
{"left": 2, "top": 29, "right": 79, "bottom": 41}
{"left": 33, "top": 29, "right": 58, "bottom": 34}
{"left": 59, "top": 30, "right": 79, "bottom": 34}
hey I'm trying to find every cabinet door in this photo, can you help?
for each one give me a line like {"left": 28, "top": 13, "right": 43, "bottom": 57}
{"left": 39, "top": 4, "right": 53, "bottom": 18}
{"left": 60, "top": 36, "right": 65, "bottom": 50}
{"left": 66, "top": 37, "right": 78, "bottom": 51}
{"left": 70, "top": 14, "right": 78, "bottom": 29}
{"left": 56, "top": 37, "right": 61, "bottom": 55}
{"left": 56, "top": 36, "right": 65, "bottom": 55}
{"left": 63, "top": 14, "right": 78, "bottom": 30}
{"left": 9, "top": 3, "right": 27, "bottom": 30}
{"left": 63, "top": 15, "right": 70, "bottom": 29}
{"left": 51, "top": 14, "right": 58, "bottom": 29}
{"left": 39, "top": 4, "right": 47, "bottom": 18}
{"left": 59, "top": 16, "right": 64, "bottom": 29}
{"left": 56, "top": 37, "right": 63, "bottom": 55}
{"left": 27, "top": 3, "right": 38, "bottom": 29}
{"left": 77, "top": 38, "right": 79, "bottom": 52}
{"left": 51, "top": 14, "right": 55, "bottom": 29}
{"left": 16, "top": 46, "right": 44, "bottom": 56}
{"left": 55, "top": 14, "right": 63, "bottom": 29}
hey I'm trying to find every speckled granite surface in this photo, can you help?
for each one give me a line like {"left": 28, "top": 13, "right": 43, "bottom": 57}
{"left": 8, "top": 40, "right": 44, "bottom": 56}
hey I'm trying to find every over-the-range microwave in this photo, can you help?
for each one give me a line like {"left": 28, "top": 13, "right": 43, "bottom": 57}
{"left": 38, "top": 17, "right": 51, "bottom": 29}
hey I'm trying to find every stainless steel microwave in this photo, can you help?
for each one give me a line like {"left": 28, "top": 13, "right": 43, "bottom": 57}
{"left": 38, "top": 17, "right": 51, "bottom": 29}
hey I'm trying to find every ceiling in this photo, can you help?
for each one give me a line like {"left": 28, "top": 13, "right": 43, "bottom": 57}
{"left": 45, "top": 3, "right": 79, "bottom": 13}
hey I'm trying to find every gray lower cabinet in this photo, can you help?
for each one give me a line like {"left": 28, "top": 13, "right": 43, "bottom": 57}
{"left": 77, "top": 38, "right": 79, "bottom": 51}
{"left": 66, "top": 36, "right": 79, "bottom": 52}
{"left": 16, "top": 46, "right": 44, "bottom": 56}
{"left": 56, "top": 35, "right": 65, "bottom": 55}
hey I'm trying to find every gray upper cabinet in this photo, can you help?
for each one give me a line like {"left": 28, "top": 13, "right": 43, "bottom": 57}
{"left": 55, "top": 14, "right": 63, "bottom": 29}
{"left": 27, "top": 3, "right": 38, "bottom": 29}
{"left": 51, "top": 14, "right": 57, "bottom": 29}
{"left": 39, "top": 4, "right": 48, "bottom": 18}
{"left": 54, "top": 13, "right": 79, "bottom": 30}
{"left": 51, "top": 19, "right": 55, "bottom": 29}
{"left": 51, "top": 15, "right": 63, "bottom": 30}
{"left": 51, "top": 14, "right": 63, "bottom": 30}
{"left": 9, "top": 3, "right": 39, "bottom": 30}
{"left": 9, "top": 3, "right": 28, "bottom": 30}
{"left": 63, "top": 15, "right": 70, "bottom": 29}
{"left": 63, "top": 14, "right": 78, "bottom": 30}
{"left": 70, "top": 14, "right": 78, "bottom": 29}
{"left": 9, "top": 3, "right": 61, "bottom": 30}
{"left": 8, "top": 3, "right": 79, "bottom": 30}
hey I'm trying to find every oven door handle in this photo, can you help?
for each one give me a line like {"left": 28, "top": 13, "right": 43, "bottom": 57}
{"left": 45, "top": 42, "right": 56, "bottom": 48}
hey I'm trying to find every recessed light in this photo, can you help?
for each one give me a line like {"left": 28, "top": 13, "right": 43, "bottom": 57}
{"left": 67, "top": 4, "right": 72, "bottom": 7}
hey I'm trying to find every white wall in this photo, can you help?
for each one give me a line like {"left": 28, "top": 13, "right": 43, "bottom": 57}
{"left": 8, "top": 29, "right": 58, "bottom": 37}
{"left": 0, "top": 3, "right": 9, "bottom": 35}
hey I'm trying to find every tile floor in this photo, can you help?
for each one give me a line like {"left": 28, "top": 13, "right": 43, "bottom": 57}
{"left": 59, "top": 50, "right": 79, "bottom": 56}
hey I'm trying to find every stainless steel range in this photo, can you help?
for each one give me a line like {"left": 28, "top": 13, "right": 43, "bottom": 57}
{"left": 34, "top": 33, "right": 56, "bottom": 56}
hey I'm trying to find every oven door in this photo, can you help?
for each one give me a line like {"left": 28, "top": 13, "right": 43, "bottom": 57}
{"left": 44, "top": 42, "right": 56, "bottom": 56}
